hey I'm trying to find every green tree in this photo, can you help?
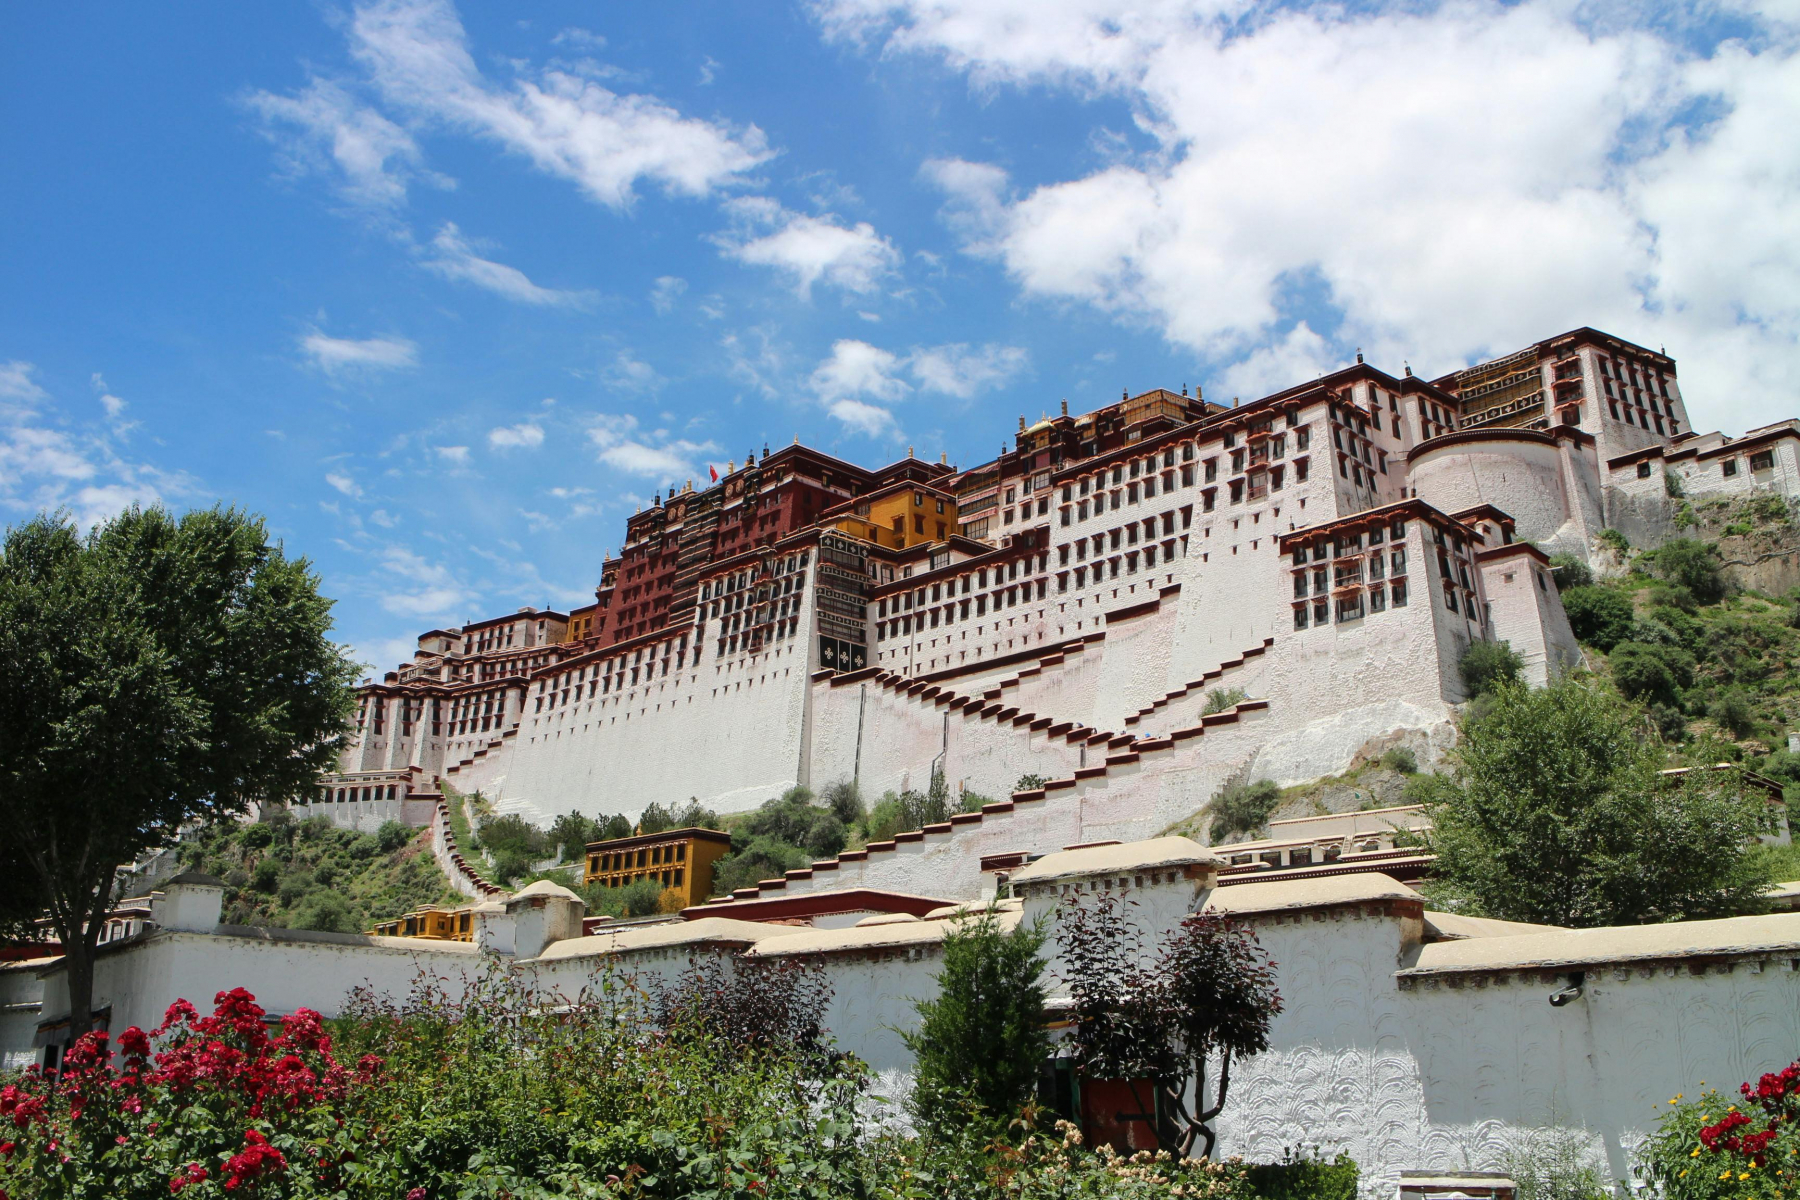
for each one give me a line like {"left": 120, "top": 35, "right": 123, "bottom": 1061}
{"left": 820, "top": 778, "right": 864, "bottom": 826}
{"left": 1560, "top": 585, "right": 1636, "bottom": 650}
{"left": 1547, "top": 552, "right": 1592, "bottom": 591}
{"left": 0, "top": 507, "right": 358, "bottom": 1031}
{"left": 1458, "top": 640, "right": 1524, "bottom": 698}
{"left": 903, "top": 908, "right": 1051, "bottom": 1133}
{"left": 1654, "top": 538, "right": 1728, "bottom": 605}
{"left": 1424, "top": 679, "right": 1776, "bottom": 926}
{"left": 1209, "top": 779, "right": 1281, "bottom": 841}
{"left": 1203, "top": 686, "right": 1249, "bottom": 715}
{"left": 1609, "top": 640, "right": 1694, "bottom": 708}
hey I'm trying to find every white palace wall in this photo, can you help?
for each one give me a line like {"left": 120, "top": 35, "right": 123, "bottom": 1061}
{"left": 1216, "top": 901, "right": 1800, "bottom": 1197}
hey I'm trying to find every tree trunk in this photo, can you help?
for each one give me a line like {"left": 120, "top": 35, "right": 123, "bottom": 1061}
{"left": 47, "top": 863, "right": 118, "bottom": 1039}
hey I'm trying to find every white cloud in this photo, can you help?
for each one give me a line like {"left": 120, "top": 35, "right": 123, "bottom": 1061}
{"left": 650, "top": 274, "right": 687, "bottom": 313}
{"left": 300, "top": 330, "right": 419, "bottom": 376}
{"left": 851, "top": 0, "right": 1800, "bottom": 431}
{"left": 1217, "top": 322, "right": 1336, "bottom": 402}
{"left": 804, "top": 338, "right": 1029, "bottom": 435}
{"left": 488, "top": 421, "right": 545, "bottom": 449}
{"left": 419, "top": 222, "right": 591, "bottom": 305}
{"left": 0, "top": 360, "right": 191, "bottom": 525}
{"left": 809, "top": 339, "right": 908, "bottom": 436}
{"left": 435, "top": 444, "right": 471, "bottom": 463}
{"left": 0, "top": 361, "right": 47, "bottom": 403}
{"left": 326, "top": 471, "right": 364, "bottom": 497}
{"left": 586, "top": 412, "right": 718, "bottom": 477}
{"left": 244, "top": 76, "right": 433, "bottom": 211}
{"left": 603, "top": 351, "right": 662, "bottom": 392}
{"left": 377, "top": 544, "right": 477, "bottom": 618}
{"left": 715, "top": 197, "right": 902, "bottom": 298}
{"left": 349, "top": 0, "right": 770, "bottom": 209}
{"left": 909, "top": 342, "right": 1029, "bottom": 398}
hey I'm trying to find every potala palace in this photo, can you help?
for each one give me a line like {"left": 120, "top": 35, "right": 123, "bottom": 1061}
{"left": 12, "top": 325, "right": 1800, "bottom": 1194}
{"left": 313, "top": 324, "right": 1795, "bottom": 867}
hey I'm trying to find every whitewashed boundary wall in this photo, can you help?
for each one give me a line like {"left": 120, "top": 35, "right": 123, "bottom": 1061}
{"left": 1212, "top": 895, "right": 1800, "bottom": 1199}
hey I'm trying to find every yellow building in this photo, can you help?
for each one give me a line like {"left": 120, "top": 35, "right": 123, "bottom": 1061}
{"left": 368, "top": 904, "right": 475, "bottom": 941}
{"left": 584, "top": 827, "right": 734, "bottom": 909}
{"left": 822, "top": 482, "right": 958, "bottom": 551}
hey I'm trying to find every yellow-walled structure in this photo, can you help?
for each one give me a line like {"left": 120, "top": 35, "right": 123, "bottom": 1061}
{"left": 584, "top": 827, "right": 734, "bottom": 909}
{"left": 823, "top": 483, "right": 957, "bottom": 551}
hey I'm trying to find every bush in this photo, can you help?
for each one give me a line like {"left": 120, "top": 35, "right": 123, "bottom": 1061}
{"left": 251, "top": 857, "right": 281, "bottom": 892}
{"left": 0, "top": 990, "right": 369, "bottom": 1199}
{"left": 1504, "top": 1126, "right": 1611, "bottom": 1200}
{"left": 1548, "top": 552, "right": 1593, "bottom": 591}
{"left": 1014, "top": 773, "right": 1048, "bottom": 792}
{"left": 375, "top": 819, "right": 412, "bottom": 853}
{"left": 1459, "top": 640, "right": 1524, "bottom": 698}
{"left": 1609, "top": 641, "right": 1694, "bottom": 708}
{"left": 476, "top": 813, "right": 547, "bottom": 860}
{"left": 1209, "top": 779, "right": 1282, "bottom": 841}
{"left": 1652, "top": 538, "right": 1729, "bottom": 605}
{"left": 290, "top": 889, "right": 358, "bottom": 933}
{"left": 820, "top": 778, "right": 863, "bottom": 825}
{"left": 1710, "top": 687, "right": 1759, "bottom": 739}
{"left": 1598, "top": 528, "right": 1630, "bottom": 554}
{"left": 1244, "top": 1152, "right": 1360, "bottom": 1200}
{"left": 1665, "top": 470, "right": 1686, "bottom": 498}
{"left": 1562, "top": 585, "right": 1636, "bottom": 650}
{"left": 1639, "top": 1061, "right": 1800, "bottom": 1200}
{"left": 801, "top": 812, "right": 848, "bottom": 858}
{"left": 1381, "top": 746, "right": 1419, "bottom": 775}
{"left": 584, "top": 874, "right": 667, "bottom": 918}
{"left": 713, "top": 835, "right": 810, "bottom": 896}
{"left": 903, "top": 907, "right": 1051, "bottom": 1133}
{"left": 1203, "top": 686, "right": 1249, "bottom": 715}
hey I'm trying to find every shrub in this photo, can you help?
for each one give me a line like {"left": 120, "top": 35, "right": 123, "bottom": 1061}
{"left": 904, "top": 907, "right": 1051, "bottom": 1133}
{"left": 1459, "top": 640, "right": 1524, "bottom": 698}
{"left": 713, "top": 835, "right": 810, "bottom": 896}
{"left": 1244, "top": 1152, "right": 1360, "bottom": 1200}
{"left": 1665, "top": 470, "right": 1686, "bottom": 498}
{"left": 1548, "top": 552, "right": 1593, "bottom": 591}
{"left": 1209, "top": 779, "right": 1282, "bottom": 841}
{"left": 801, "top": 812, "right": 848, "bottom": 858}
{"left": 1639, "top": 1061, "right": 1800, "bottom": 1200}
{"left": 1203, "top": 686, "right": 1249, "bottom": 715}
{"left": 1503, "top": 1126, "right": 1611, "bottom": 1200}
{"left": 584, "top": 874, "right": 667, "bottom": 918}
{"left": 1598, "top": 528, "right": 1631, "bottom": 554}
{"left": 476, "top": 813, "right": 547, "bottom": 859}
{"left": 820, "top": 778, "right": 864, "bottom": 825}
{"left": 0, "top": 989, "right": 370, "bottom": 1199}
{"left": 1610, "top": 641, "right": 1694, "bottom": 708}
{"left": 1710, "top": 688, "right": 1759, "bottom": 739}
{"left": 1561, "top": 585, "right": 1636, "bottom": 650}
{"left": 375, "top": 819, "right": 412, "bottom": 853}
{"left": 1381, "top": 746, "right": 1419, "bottom": 775}
{"left": 652, "top": 950, "right": 834, "bottom": 1062}
{"left": 1653, "top": 538, "right": 1729, "bottom": 605}
{"left": 240, "top": 822, "right": 274, "bottom": 849}
{"left": 1014, "top": 773, "right": 1048, "bottom": 792}
{"left": 290, "top": 889, "right": 358, "bottom": 933}
{"left": 251, "top": 857, "right": 281, "bottom": 892}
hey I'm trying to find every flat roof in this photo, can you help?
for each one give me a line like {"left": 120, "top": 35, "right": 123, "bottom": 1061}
{"left": 1010, "top": 836, "right": 1220, "bottom": 885}
{"left": 1401, "top": 911, "right": 1800, "bottom": 976}
{"left": 533, "top": 916, "right": 782, "bottom": 961}
{"left": 1202, "top": 872, "right": 1422, "bottom": 917}
{"left": 584, "top": 826, "right": 734, "bottom": 853}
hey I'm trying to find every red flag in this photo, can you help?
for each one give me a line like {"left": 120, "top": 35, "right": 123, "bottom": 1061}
{"left": 709, "top": 464, "right": 719, "bottom": 482}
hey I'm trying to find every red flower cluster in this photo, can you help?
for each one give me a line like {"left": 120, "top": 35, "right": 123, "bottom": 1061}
{"left": 223, "top": 1128, "right": 287, "bottom": 1190}
{"left": 1697, "top": 1059, "right": 1800, "bottom": 1168}
{"left": 0, "top": 987, "right": 380, "bottom": 1199}
{"left": 168, "top": 1162, "right": 209, "bottom": 1194}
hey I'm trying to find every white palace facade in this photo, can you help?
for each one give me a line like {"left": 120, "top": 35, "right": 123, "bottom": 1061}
{"left": 305, "top": 326, "right": 1800, "bottom": 861}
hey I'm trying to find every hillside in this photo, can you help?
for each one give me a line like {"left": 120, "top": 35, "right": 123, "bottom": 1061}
{"left": 173, "top": 811, "right": 463, "bottom": 934}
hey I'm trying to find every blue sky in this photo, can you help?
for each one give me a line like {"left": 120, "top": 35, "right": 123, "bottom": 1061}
{"left": 3, "top": 1, "right": 1797, "bottom": 674}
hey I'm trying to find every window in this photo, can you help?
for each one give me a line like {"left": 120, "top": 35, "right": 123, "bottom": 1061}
{"left": 1752, "top": 450, "right": 1775, "bottom": 472}
{"left": 1637, "top": 461, "right": 1652, "bottom": 479}
{"left": 1392, "top": 580, "right": 1408, "bottom": 607}
{"left": 1723, "top": 458, "right": 1739, "bottom": 477}
{"left": 1294, "top": 605, "right": 1309, "bottom": 630}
